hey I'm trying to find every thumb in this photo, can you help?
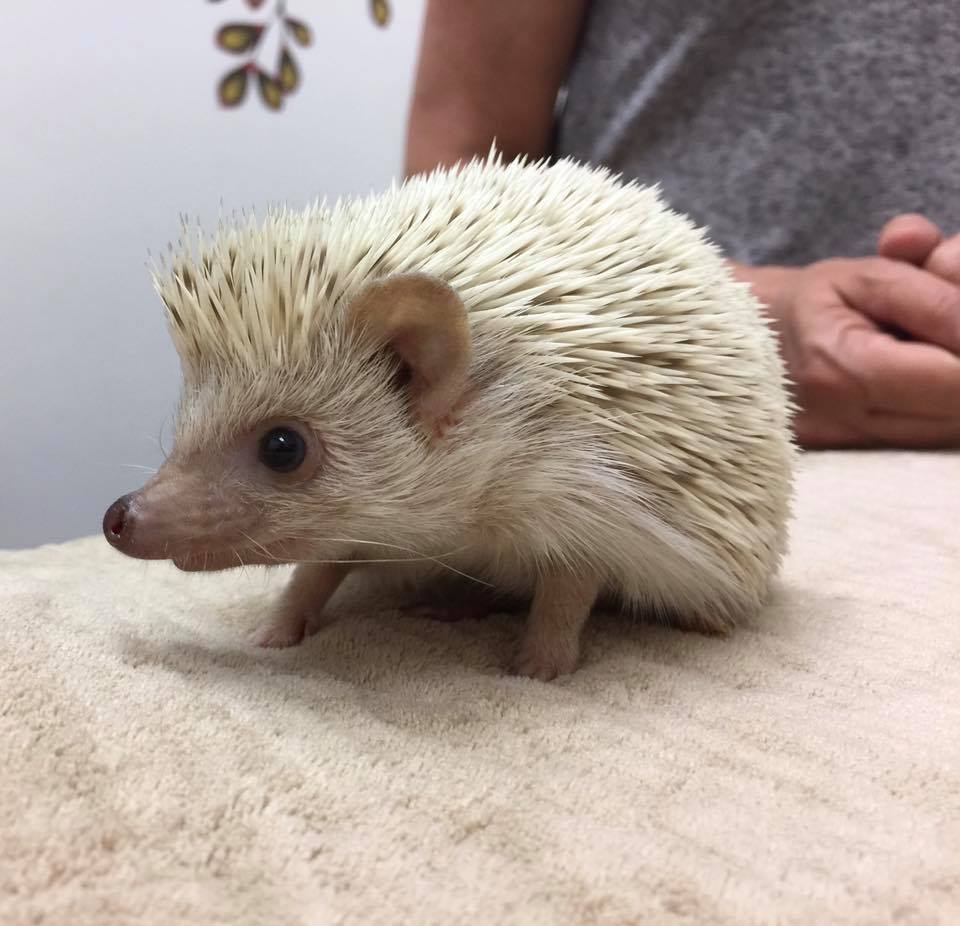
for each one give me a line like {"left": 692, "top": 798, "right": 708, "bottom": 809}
{"left": 877, "top": 213, "right": 942, "bottom": 265}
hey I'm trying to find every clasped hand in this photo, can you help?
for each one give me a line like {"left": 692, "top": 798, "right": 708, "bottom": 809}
{"left": 735, "top": 214, "right": 960, "bottom": 447}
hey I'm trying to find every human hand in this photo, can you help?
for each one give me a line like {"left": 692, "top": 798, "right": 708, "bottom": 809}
{"left": 733, "top": 256, "right": 960, "bottom": 448}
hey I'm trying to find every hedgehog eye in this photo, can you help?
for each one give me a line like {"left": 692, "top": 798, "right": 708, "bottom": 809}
{"left": 258, "top": 426, "right": 307, "bottom": 473}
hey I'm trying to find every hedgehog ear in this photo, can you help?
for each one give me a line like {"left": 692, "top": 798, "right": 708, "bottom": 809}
{"left": 347, "top": 273, "right": 472, "bottom": 440}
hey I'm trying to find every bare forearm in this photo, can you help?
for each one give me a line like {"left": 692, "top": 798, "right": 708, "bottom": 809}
{"left": 404, "top": 0, "right": 588, "bottom": 177}
{"left": 728, "top": 260, "right": 799, "bottom": 337}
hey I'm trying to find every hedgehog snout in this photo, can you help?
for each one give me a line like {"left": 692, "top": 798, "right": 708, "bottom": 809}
{"left": 103, "top": 490, "right": 162, "bottom": 558}
{"left": 102, "top": 466, "right": 231, "bottom": 560}
{"left": 103, "top": 494, "right": 133, "bottom": 546}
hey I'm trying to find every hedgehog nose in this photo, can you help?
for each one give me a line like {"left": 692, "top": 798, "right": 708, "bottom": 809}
{"left": 103, "top": 494, "right": 134, "bottom": 548}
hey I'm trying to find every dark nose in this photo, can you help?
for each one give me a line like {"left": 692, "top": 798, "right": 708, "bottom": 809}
{"left": 103, "top": 493, "right": 135, "bottom": 548}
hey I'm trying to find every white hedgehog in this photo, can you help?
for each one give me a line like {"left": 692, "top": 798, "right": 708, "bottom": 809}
{"left": 103, "top": 152, "right": 794, "bottom": 680}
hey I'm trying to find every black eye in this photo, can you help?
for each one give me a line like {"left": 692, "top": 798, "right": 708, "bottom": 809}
{"left": 258, "top": 427, "right": 307, "bottom": 473}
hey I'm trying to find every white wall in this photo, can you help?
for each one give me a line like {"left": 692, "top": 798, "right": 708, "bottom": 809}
{"left": 0, "top": 0, "right": 426, "bottom": 548}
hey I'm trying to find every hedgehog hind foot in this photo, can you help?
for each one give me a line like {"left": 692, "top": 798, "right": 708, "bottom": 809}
{"left": 669, "top": 610, "right": 737, "bottom": 637}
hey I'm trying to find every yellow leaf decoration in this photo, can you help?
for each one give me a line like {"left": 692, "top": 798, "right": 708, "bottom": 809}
{"left": 371, "top": 0, "right": 390, "bottom": 26}
{"left": 279, "top": 49, "right": 299, "bottom": 93}
{"left": 284, "top": 17, "right": 312, "bottom": 47}
{"left": 258, "top": 71, "right": 284, "bottom": 110}
{"left": 216, "top": 23, "right": 264, "bottom": 54}
{"left": 218, "top": 65, "right": 249, "bottom": 107}
{"left": 210, "top": 4, "right": 374, "bottom": 111}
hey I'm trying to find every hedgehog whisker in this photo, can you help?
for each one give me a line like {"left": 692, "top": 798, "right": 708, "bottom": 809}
{"left": 281, "top": 534, "right": 470, "bottom": 560}
{"left": 291, "top": 557, "right": 493, "bottom": 587}
{"left": 262, "top": 533, "right": 491, "bottom": 586}
{"left": 238, "top": 530, "right": 278, "bottom": 562}
{"left": 240, "top": 531, "right": 487, "bottom": 586}
{"left": 158, "top": 416, "right": 172, "bottom": 461}
{"left": 145, "top": 430, "right": 170, "bottom": 463}
{"left": 233, "top": 540, "right": 490, "bottom": 585}
{"left": 287, "top": 533, "right": 478, "bottom": 566}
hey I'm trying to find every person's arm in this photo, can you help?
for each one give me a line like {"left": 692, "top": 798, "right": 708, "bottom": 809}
{"left": 404, "top": 0, "right": 588, "bottom": 177}
{"left": 404, "top": 8, "right": 960, "bottom": 448}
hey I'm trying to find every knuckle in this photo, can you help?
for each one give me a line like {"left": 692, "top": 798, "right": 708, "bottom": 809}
{"left": 855, "top": 257, "right": 896, "bottom": 292}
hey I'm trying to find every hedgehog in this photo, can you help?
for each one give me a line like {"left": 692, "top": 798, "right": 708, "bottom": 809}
{"left": 102, "top": 152, "right": 794, "bottom": 680}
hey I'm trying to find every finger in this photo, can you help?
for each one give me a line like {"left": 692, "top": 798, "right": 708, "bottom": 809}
{"left": 877, "top": 213, "right": 942, "bottom": 265}
{"left": 924, "top": 233, "right": 960, "bottom": 285}
{"left": 861, "top": 411, "right": 960, "bottom": 448}
{"left": 847, "top": 327, "right": 960, "bottom": 415}
{"left": 796, "top": 409, "right": 960, "bottom": 448}
{"left": 792, "top": 409, "right": 869, "bottom": 449}
{"left": 835, "top": 258, "right": 960, "bottom": 352}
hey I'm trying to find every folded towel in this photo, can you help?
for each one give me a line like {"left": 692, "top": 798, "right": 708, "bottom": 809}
{"left": 1, "top": 451, "right": 957, "bottom": 924}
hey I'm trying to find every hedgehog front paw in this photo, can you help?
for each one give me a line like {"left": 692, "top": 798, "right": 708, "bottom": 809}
{"left": 251, "top": 619, "right": 306, "bottom": 649}
{"left": 250, "top": 605, "right": 310, "bottom": 649}
{"left": 513, "top": 641, "right": 579, "bottom": 682}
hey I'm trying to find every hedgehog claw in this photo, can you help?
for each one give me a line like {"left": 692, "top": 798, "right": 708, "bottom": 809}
{"left": 512, "top": 645, "right": 579, "bottom": 682}
{"left": 250, "top": 613, "right": 307, "bottom": 648}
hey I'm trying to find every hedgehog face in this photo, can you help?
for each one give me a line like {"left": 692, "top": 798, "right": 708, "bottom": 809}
{"left": 103, "top": 273, "right": 477, "bottom": 571}
{"left": 103, "top": 349, "right": 420, "bottom": 571}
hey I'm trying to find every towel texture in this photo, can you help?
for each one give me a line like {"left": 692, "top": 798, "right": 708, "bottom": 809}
{"left": 1, "top": 451, "right": 958, "bottom": 925}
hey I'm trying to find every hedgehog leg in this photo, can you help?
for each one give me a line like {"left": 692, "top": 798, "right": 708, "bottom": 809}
{"left": 252, "top": 562, "right": 350, "bottom": 648}
{"left": 514, "top": 572, "right": 599, "bottom": 681}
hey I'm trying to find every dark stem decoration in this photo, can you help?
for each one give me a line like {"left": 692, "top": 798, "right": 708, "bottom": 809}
{"left": 207, "top": 0, "right": 391, "bottom": 112}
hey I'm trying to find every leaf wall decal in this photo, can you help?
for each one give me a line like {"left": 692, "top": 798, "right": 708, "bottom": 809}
{"left": 209, "top": 2, "right": 390, "bottom": 111}
{"left": 279, "top": 49, "right": 300, "bottom": 93}
{"left": 258, "top": 70, "right": 284, "bottom": 109}
{"left": 218, "top": 65, "right": 249, "bottom": 106}
{"left": 284, "top": 17, "right": 312, "bottom": 47}
{"left": 371, "top": 0, "right": 390, "bottom": 27}
{"left": 216, "top": 23, "right": 265, "bottom": 53}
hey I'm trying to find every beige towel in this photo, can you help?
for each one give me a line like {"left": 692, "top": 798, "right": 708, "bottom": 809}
{"left": 1, "top": 451, "right": 958, "bottom": 925}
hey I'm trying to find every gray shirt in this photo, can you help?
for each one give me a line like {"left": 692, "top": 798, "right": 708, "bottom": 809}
{"left": 555, "top": 0, "right": 960, "bottom": 266}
